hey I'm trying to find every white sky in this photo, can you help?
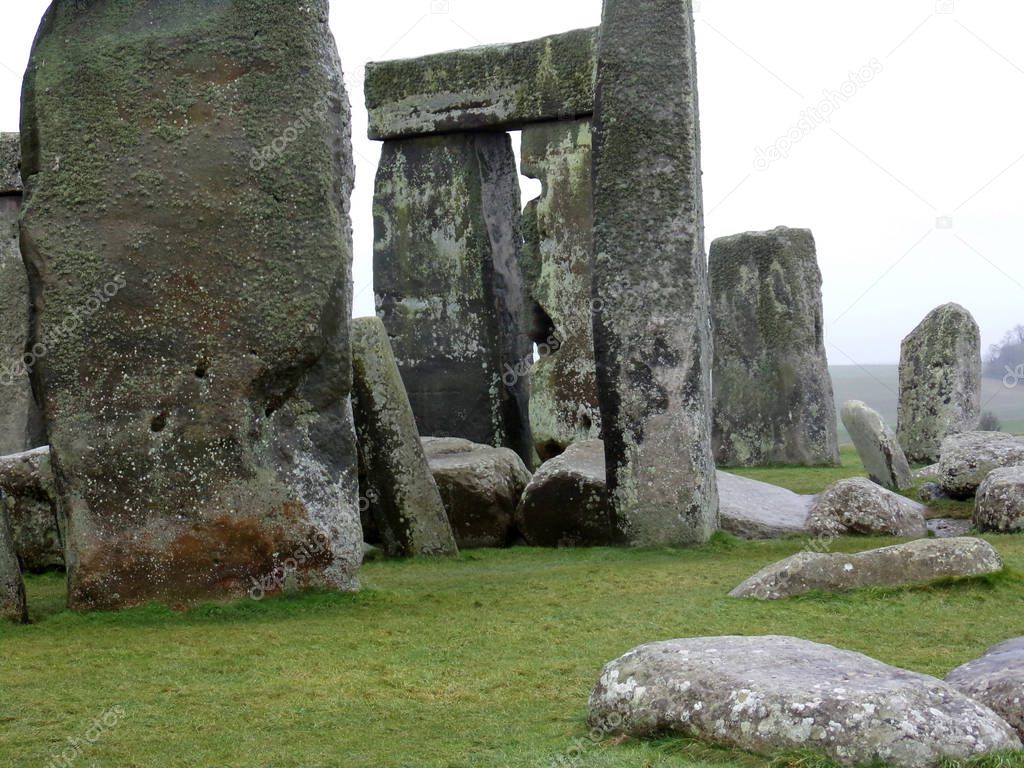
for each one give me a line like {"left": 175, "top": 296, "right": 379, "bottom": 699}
{"left": 2, "top": 0, "right": 1022, "bottom": 365}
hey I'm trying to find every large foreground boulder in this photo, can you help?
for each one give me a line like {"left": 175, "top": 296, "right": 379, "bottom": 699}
{"left": 841, "top": 400, "right": 912, "bottom": 490}
{"left": 716, "top": 471, "right": 812, "bottom": 539}
{"left": 0, "top": 499, "right": 27, "bottom": 623}
{"left": 422, "top": 438, "right": 532, "bottom": 548}
{"left": 807, "top": 477, "right": 927, "bottom": 538}
{"left": 938, "top": 431, "right": 1024, "bottom": 500}
{"left": 589, "top": 636, "right": 1021, "bottom": 767}
{"left": 516, "top": 440, "right": 616, "bottom": 547}
{"left": 730, "top": 538, "right": 1002, "bottom": 600}
{"left": 710, "top": 227, "right": 839, "bottom": 467}
{"left": 897, "top": 303, "right": 982, "bottom": 463}
{"left": 974, "top": 466, "right": 1024, "bottom": 533}
{"left": 351, "top": 317, "right": 457, "bottom": 558}
{"left": 947, "top": 638, "right": 1024, "bottom": 740}
{"left": 0, "top": 447, "right": 61, "bottom": 573}
{"left": 21, "top": 1, "right": 362, "bottom": 609}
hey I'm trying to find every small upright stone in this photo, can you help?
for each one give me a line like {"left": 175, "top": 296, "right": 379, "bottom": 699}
{"left": 0, "top": 497, "right": 28, "bottom": 623}
{"left": 591, "top": 0, "right": 717, "bottom": 545}
{"left": 898, "top": 303, "right": 981, "bottom": 463}
{"left": 841, "top": 400, "right": 912, "bottom": 490}
{"left": 710, "top": 227, "right": 839, "bottom": 467}
{"left": 351, "top": 317, "right": 457, "bottom": 558}
{"left": 520, "top": 120, "right": 600, "bottom": 460}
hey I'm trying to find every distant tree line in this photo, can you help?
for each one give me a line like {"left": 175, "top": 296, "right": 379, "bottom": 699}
{"left": 985, "top": 325, "right": 1024, "bottom": 379}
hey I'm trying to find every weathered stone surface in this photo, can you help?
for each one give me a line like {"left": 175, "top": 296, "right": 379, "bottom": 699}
{"left": 897, "top": 303, "right": 982, "bottom": 463}
{"left": 0, "top": 133, "right": 19, "bottom": 193}
{"left": 591, "top": 0, "right": 717, "bottom": 546}
{"left": 974, "top": 466, "right": 1024, "bottom": 533}
{"left": 520, "top": 120, "right": 600, "bottom": 461}
{"left": 365, "top": 28, "right": 597, "bottom": 140}
{"left": 0, "top": 446, "right": 61, "bottom": 573}
{"left": 947, "top": 637, "right": 1024, "bottom": 740}
{"left": 351, "top": 317, "right": 457, "bottom": 558}
{"left": 928, "top": 518, "right": 972, "bottom": 538}
{"left": 374, "top": 132, "right": 533, "bottom": 467}
{"left": 938, "top": 431, "right": 1024, "bottom": 500}
{"left": 807, "top": 477, "right": 927, "bottom": 538}
{"left": 842, "top": 400, "right": 912, "bottom": 490}
{"left": 589, "top": 635, "right": 1021, "bottom": 767}
{"left": 716, "top": 471, "right": 812, "bottom": 539}
{"left": 0, "top": 498, "right": 27, "bottom": 623}
{"left": 422, "top": 437, "right": 532, "bottom": 548}
{"left": 516, "top": 439, "right": 616, "bottom": 547}
{"left": 914, "top": 463, "right": 941, "bottom": 482}
{"left": 730, "top": 537, "right": 1002, "bottom": 600}
{"left": 710, "top": 227, "right": 839, "bottom": 467}
{"left": 21, "top": 1, "right": 362, "bottom": 610}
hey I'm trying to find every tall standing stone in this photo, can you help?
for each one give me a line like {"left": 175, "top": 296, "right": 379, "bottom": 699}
{"left": 0, "top": 133, "right": 43, "bottom": 455}
{"left": 374, "top": 133, "right": 533, "bottom": 466}
{"left": 709, "top": 227, "right": 840, "bottom": 467}
{"left": 20, "top": 0, "right": 362, "bottom": 610}
{"left": 520, "top": 120, "right": 601, "bottom": 461}
{"left": 351, "top": 317, "right": 457, "bottom": 558}
{"left": 591, "top": 0, "right": 717, "bottom": 545}
{"left": 897, "top": 303, "right": 982, "bottom": 463}
{"left": 0, "top": 496, "right": 28, "bottom": 623}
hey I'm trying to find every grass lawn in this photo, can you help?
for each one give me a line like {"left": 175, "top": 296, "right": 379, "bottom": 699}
{"left": 2, "top": 455, "right": 1021, "bottom": 768}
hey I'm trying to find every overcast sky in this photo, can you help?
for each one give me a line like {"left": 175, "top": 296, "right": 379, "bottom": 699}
{"left": 2, "top": 0, "right": 1022, "bottom": 365}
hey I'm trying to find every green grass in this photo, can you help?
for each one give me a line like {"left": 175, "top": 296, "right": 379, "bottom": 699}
{"left": 4, "top": 530, "right": 1024, "bottom": 767}
{"left": 727, "top": 446, "right": 867, "bottom": 495}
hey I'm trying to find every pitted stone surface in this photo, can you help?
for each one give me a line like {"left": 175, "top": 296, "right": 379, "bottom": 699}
{"left": 807, "top": 477, "right": 927, "bottom": 538}
{"left": 589, "top": 635, "right": 1021, "bottom": 766}
{"left": 0, "top": 446, "right": 61, "bottom": 573}
{"left": 0, "top": 133, "right": 19, "bottom": 193}
{"left": 974, "top": 466, "right": 1024, "bottom": 532}
{"left": 842, "top": 400, "right": 912, "bottom": 490}
{"left": 938, "top": 431, "right": 1024, "bottom": 500}
{"left": 947, "top": 637, "right": 1024, "bottom": 740}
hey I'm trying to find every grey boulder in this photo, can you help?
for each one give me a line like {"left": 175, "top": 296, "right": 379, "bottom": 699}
{"left": 730, "top": 537, "right": 1003, "bottom": 600}
{"left": 716, "top": 471, "right": 812, "bottom": 539}
{"left": 947, "top": 637, "right": 1024, "bottom": 740}
{"left": 588, "top": 635, "right": 1021, "bottom": 767}
{"left": 938, "top": 431, "right": 1024, "bottom": 500}
{"left": 0, "top": 447, "right": 61, "bottom": 572}
{"left": 841, "top": 400, "right": 912, "bottom": 490}
{"left": 974, "top": 466, "right": 1024, "bottom": 533}
{"left": 807, "top": 477, "right": 927, "bottom": 538}
{"left": 422, "top": 437, "right": 532, "bottom": 548}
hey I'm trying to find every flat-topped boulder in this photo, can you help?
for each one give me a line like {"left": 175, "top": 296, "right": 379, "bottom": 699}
{"left": 897, "top": 303, "right": 982, "bottom": 463}
{"left": 730, "top": 538, "right": 1002, "bottom": 600}
{"left": 947, "top": 637, "right": 1024, "bottom": 739}
{"left": 0, "top": 447, "right": 61, "bottom": 573}
{"left": 365, "top": 28, "right": 597, "bottom": 140}
{"left": 589, "top": 635, "right": 1021, "bottom": 766}
{"left": 807, "top": 477, "right": 927, "bottom": 538}
{"left": 974, "top": 466, "right": 1024, "bottom": 532}
{"left": 716, "top": 471, "right": 812, "bottom": 539}
{"left": 938, "top": 431, "right": 1024, "bottom": 499}
{"left": 841, "top": 400, "right": 912, "bottom": 490}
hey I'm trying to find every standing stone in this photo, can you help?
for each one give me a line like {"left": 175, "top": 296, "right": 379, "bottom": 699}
{"left": 710, "top": 227, "right": 840, "bottom": 467}
{"left": 841, "top": 400, "right": 913, "bottom": 490}
{"left": 0, "top": 496, "right": 28, "bottom": 623}
{"left": 374, "top": 133, "right": 533, "bottom": 466}
{"left": 897, "top": 303, "right": 981, "bottom": 463}
{"left": 20, "top": 0, "right": 361, "bottom": 610}
{"left": 591, "top": 0, "right": 717, "bottom": 545}
{"left": 0, "top": 133, "right": 43, "bottom": 455}
{"left": 351, "top": 317, "right": 457, "bottom": 558}
{"left": 520, "top": 120, "right": 600, "bottom": 460}
{"left": 0, "top": 447, "right": 61, "bottom": 573}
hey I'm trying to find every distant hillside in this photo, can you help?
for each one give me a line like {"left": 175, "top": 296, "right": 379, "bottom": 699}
{"left": 830, "top": 365, "right": 1024, "bottom": 442}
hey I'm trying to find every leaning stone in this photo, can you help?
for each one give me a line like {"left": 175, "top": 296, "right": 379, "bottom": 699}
{"left": 938, "top": 431, "right": 1024, "bottom": 499}
{"left": 730, "top": 537, "right": 1003, "bottom": 600}
{"left": 710, "top": 227, "right": 839, "bottom": 467}
{"left": 0, "top": 447, "right": 61, "bottom": 573}
{"left": 20, "top": 1, "right": 362, "bottom": 610}
{"left": 974, "top": 466, "right": 1024, "bottom": 533}
{"left": 422, "top": 437, "right": 532, "bottom": 549}
{"left": 516, "top": 440, "right": 616, "bottom": 547}
{"left": 0, "top": 497, "right": 28, "bottom": 623}
{"left": 841, "top": 400, "right": 912, "bottom": 490}
{"left": 716, "top": 471, "right": 812, "bottom": 539}
{"left": 947, "top": 637, "right": 1024, "bottom": 740}
{"left": 374, "top": 132, "right": 533, "bottom": 466}
{"left": 589, "top": 635, "right": 1021, "bottom": 767}
{"left": 590, "top": 0, "right": 717, "bottom": 545}
{"left": 365, "top": 28, "right": 597, "bottom": 140}
{"left": 351, "top": 317, "right": 457, "bottom": 558}
{"left": 520, "top": 120, "right": 601, "bottom": 460}
{"left": 897, "top": 303, "right": 982, "bottom": 463}
{"left": 807, "top": 477, "right": 927, "bottom": 538}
